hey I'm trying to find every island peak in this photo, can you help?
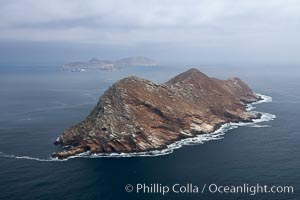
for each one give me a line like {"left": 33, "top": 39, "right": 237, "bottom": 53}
{"left": 63, "top": 56, "right": 158, "bottom": 71}
{"left": 53, "top": 68, "right": 261, "bottom": 159}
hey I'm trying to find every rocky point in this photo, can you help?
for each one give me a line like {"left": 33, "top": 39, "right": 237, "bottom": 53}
{"left": 52, "top": 68, "right": 261, "bottom": 159}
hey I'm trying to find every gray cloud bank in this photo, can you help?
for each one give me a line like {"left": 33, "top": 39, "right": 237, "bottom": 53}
{"left": 0, "top": 0, "right": 300, "bottom": 64}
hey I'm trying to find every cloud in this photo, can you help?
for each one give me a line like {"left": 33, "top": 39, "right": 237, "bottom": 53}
{"left": 0, "top": 0, "right": 300, "bottom": 65}
{"left": 0, "top": 0, "right": 299, "bottom": 45}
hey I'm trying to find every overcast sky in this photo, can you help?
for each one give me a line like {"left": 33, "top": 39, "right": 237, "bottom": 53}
{"left": 0, "top": 0, "right": 300, "bottom": 65}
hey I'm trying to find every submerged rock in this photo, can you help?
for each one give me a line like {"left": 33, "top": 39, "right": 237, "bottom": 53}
{"left": 53, "top": 68, "right": 260, "bottom": 159}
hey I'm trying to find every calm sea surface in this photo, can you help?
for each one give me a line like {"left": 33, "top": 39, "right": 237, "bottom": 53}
{"left": 0, "top": 64, "right": 299, "bottom": 200}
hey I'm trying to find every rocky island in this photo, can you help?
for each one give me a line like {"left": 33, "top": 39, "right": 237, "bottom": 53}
{"left": 63, "top": 56, "right": 157, "bottom": 71}
{"left": 53, "top": 68, "right": 261, "bottom": 159}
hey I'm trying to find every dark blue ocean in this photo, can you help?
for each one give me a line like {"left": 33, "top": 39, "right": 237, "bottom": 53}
{"left": 0, "top": 64, "right": 299, "bottom": 200}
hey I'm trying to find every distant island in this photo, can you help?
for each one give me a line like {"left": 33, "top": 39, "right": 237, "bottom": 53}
{"left": 63, "top": 56, "right": 158, "bottom": 71}
{"left": 53, "top": 68, "right": 262, "bottom": 159}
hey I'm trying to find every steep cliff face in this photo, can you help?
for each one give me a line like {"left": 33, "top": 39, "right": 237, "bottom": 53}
{"left": 53, "top": 68, "right": 260, "bottom": 159}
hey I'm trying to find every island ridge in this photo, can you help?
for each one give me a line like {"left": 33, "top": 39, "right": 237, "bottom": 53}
{"left": 53, "top": 68, "right": 261, "bottom": 159}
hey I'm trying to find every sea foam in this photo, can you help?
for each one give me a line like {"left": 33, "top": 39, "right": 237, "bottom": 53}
{"left": 55, "top": 93, "right": 276, "bottom": 160}
{"left": 0, "top": 93, "right": 276, "bottom": 162}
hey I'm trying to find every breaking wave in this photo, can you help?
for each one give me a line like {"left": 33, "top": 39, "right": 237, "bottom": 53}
{"left": 0, "top": 93, "right": 276, "bottom": 161}
{"left": 0, "top": 152, "right": 54, "bottom": 162}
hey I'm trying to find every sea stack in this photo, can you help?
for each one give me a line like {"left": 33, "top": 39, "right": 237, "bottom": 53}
{"left": 53, "top": 68, "right": 261, "bottom": 159}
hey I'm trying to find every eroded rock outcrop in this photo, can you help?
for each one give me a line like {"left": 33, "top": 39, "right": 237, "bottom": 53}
{"left": 53, "top": 68, "right": 261, "bottom": 159}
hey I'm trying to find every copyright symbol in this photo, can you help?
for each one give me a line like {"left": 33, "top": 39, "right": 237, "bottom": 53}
{"left": 125, "top": 184, "right": 134, "bottom": 192}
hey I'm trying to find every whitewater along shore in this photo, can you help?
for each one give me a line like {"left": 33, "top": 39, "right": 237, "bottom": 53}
{"left": 52, "top": 68, "right": 263, "bottom": 159}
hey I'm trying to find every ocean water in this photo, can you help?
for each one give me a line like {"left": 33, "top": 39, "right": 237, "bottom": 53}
{"left": 0, "top": 64, "right": 299, "bottom": 200}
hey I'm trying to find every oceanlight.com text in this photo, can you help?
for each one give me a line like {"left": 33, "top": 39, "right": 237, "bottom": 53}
{"left": 125, "top": 183, "right": 294, "bottom": 196}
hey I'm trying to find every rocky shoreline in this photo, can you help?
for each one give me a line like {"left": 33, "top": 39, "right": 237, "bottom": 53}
{"left": 52, "top": 68, "right": 262, "bottom": 159}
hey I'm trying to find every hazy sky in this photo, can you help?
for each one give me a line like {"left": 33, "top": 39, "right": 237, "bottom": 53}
{"left": 0, "top": 0, "right": 300, "bottom": 65}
